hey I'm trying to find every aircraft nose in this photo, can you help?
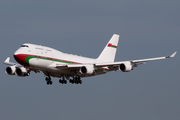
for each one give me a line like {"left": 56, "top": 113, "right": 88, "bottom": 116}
{"left": 14, "top": 51, "right": 29, "bottom": 66}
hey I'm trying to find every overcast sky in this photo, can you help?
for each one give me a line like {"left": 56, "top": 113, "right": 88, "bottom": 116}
{"left": 0, "top": 0, "right": 180, "bottom": 120}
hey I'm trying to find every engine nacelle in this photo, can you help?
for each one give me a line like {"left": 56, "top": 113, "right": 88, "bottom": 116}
{"left": 80, "top": 65, "right": 94, "bottom": 75}
{"left": 15, "top": 67, "right": 28, "bottom": 77}
{"left": 5, "top": 66, "right": 16, "bottom": 75}
{"left": 119, "top": 62, "right": 133, "bottom": 72}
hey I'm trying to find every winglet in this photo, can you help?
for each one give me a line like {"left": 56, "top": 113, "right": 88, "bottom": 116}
{"left": 166, "top": 52, "right": 177, "bottom": 58}
{"left": 170, "top": 52, "right": 177, "bottom": 58}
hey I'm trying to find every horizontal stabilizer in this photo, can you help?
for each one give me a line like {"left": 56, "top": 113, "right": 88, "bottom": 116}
{"left": 4, "top": 57, "right": 10, "bottom": 63}
{"left": 4, "top": 57, "right": 20, "bottom": 66}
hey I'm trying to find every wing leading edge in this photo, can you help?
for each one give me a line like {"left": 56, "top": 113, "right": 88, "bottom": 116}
{"left": 95, "top": 52, "right": 177, "bottom": 68}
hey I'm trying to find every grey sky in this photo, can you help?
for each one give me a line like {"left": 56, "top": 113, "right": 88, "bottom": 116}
{"left": 0, "top": 0, "right": 180, "bottom": 120}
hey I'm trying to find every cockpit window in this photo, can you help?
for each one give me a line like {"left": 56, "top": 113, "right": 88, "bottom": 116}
{"left": 21, "top": 45, "right": 29, "bottom": 47}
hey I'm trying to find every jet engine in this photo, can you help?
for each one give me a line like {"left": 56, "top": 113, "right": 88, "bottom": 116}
{"left": 5, "top": 66, "right": 16, "bottom": 75}
{"left": 15, "top": 67, "right": 29, "bottom": 77}
{"left": 119, "top": 62, "right": 133, "bottom": 72}
{"left": 80, "top": 65, "right": 94, "bottom": 75}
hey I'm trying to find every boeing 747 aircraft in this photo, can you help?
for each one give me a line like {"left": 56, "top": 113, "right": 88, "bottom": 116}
{"left": 4, "top": 34, "right": 177, "bottom": 85}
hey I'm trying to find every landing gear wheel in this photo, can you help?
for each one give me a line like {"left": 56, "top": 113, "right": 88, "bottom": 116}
{"left": 45, "top": 76, "right": 51, "bottom": 81}
{"left": 64, "top": 80, "right": 67, "bottom": 84}
{"left": 46, "top": 81, "right": 49, "bottom": 85}
{"left": 70, "top": 76, "right": 82, "bottom": 84}
{"left": 45, "top": 76, "right": 52, "bottom": 85}
{"left": 50, "top": 81, "right": 53, "bottom": 85}
{"left": 59, "top": 79, "right": 67, "bottom": 84}
{"left": 75, "top": 80, "right": 78, "bottom": 84}
{"left": 46, "top": 80, "right": 53, "bottom": 85}
{"left": 79, "top": 80, "right": 82, "bottom": 84}
{"left": 59, "top": 79, "right": 62, "bottom": 83}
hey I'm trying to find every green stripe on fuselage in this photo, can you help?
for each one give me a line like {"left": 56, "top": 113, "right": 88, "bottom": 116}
{"left": 25, "top": 56, "right": 77, "bottom": 66}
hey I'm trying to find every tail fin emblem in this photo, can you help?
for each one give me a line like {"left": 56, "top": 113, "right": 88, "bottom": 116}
{"left": 107, "top": 43, "right": 117, "bottom": 48}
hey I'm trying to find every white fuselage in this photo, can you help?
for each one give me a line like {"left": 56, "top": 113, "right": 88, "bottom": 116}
{"left": 14, "top": 43, "right": 102, "bottom": 77}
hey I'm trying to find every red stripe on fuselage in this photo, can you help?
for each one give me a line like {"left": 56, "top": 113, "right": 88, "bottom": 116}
{"left": 14, "top": 54, "right": 81, "bottom": 66}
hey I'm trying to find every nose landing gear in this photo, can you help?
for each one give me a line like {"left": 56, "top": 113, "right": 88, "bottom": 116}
{"left": 45, "top": 76, "right": 52, "bottom": 85}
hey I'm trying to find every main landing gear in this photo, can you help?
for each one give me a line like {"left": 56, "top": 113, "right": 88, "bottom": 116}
{"left": 59, "top": 76, "right": 67, "bottom": 84}
{"left": 45, "top": 76, "right": 82, "bottom": 85}
{"left": 59, "top": 76, "right": 82, "bottom": 84}
{"left": 69, "top": 76, "right": 82, "bottom": 84}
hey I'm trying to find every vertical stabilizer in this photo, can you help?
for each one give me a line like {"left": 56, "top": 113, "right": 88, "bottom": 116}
{"left": 97, "top": 34, "right": 120, "bottom": 62}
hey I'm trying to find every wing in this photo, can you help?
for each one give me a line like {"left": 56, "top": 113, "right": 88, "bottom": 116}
{"left": 53, "top": 52, "right": 176, "bottom": 74}
{"left": 95, "top": 52, "right": 177, "bottom": 70}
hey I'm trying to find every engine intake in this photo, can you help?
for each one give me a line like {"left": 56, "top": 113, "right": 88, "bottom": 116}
{"left": 15, "top": 67, "right": 28, "bottom": 77}
{"left": 80, "top": 65, "right": 94, "bottom": 75}
{"left": 5, "top": 66, "right": 16, "bottom": 75}
{"left": 119, "top": 62, "right": 133, "bottom": 72}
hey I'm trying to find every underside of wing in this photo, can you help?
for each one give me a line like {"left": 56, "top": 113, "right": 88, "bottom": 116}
{"left": 55, "top": 63, "right": 110, "bottom": 76}
{"left": 95, "top": 52, "right": 177, "bottom": 72}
